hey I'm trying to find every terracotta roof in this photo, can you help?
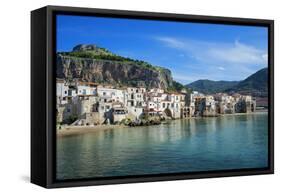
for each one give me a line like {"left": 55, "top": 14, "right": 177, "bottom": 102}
{"left": 166, "top": 91, "right": 182, "bottom": 95}
{"left": 112, "top": 102, "right": 124, "bottom": 106}
{"left": 77, "top": 94, "right": 97, "bottom": 97}
{"left": 78, "top": 81, "right": 99, "bottom": 86}
{"left": 56, "top": 78, "right": 65, "bottom": 83}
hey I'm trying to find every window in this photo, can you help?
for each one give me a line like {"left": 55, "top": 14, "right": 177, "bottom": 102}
{"left": 163, "top": 103, "right": 165, "bottom": 108}
{"left": 64, "top": 91, "right": 67, "bottom": 94}
{"left": 103, "top": 92, "right": 106, "bottom": 96}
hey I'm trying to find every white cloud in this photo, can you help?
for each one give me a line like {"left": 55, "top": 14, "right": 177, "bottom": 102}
{"left": 156, "top": 36, "right": 268, "bottom": 82}
{"left": 156, "top": 37, "right": 185, "bottom": 49}
{"left": 156, "top": 36, "right": 268, "bottom": 66}
{"left": 262, "top": 54, "right": 268, "bottom": 61}
{"left": 207, "top": 40, "right": 267, "bottom": 65}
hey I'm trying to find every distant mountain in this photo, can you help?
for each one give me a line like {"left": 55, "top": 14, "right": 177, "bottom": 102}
{"left": 225, "top": 68, "right": 268, "bottom": 97}
{"left": 186, "top": 67, "right": 268, "bottom": 97}
{"left": 186, "top": 80, "right": 239, "bottom": 94}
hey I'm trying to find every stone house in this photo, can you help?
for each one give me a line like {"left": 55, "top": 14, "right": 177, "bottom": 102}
{"left": 190, "top": 91, "right": 205, "bottom": 116}
{"left": 166, "top": 92, "right": 182, "bottom": 118}
{"left": 125, "top": 87, "right": 146, "bottom": 107}
{"left": 76, "top": 95, "right": 99, "bottom": 116}
{"left": 125, "top": 87, "right": 146, "bottom": 119}
{"left": 201, "top": 95, "right": 217, "bottom": 116}
{"left": 235, "top": 95, "right": 256, "bottom": 113}
{"left": 111, "top": 102, "right": 128, "bottom": 123}
{"left": 214, "top": 93, "right": 235, "bottom": 114}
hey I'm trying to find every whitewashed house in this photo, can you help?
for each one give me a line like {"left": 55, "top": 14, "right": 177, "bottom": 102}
{"left": 97, "top": 86, "right": 125, "bottom": 104}
{"left": 76, "top": 81, "right": 97, "bottom": 96}
{"left": 166, "top": 92, "right": 182, "bottom": 118}
{"left": 125, "top": 87, "right": 146, "bottom": 119}
{"left": 56, "top": 79, "right": 69, "bottom": 105}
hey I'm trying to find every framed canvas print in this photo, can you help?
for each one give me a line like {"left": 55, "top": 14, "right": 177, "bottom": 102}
{"left": 31, "top": 5, "right": 274, "bottom": 188}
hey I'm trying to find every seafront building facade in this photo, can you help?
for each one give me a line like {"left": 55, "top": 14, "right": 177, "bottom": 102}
{"left": 56, "top": 79, "right": 256, "bottom": 126}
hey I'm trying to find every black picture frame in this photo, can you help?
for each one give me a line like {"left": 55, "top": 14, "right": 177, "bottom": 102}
{"left": 31, "top": 5, "right": 274, "bottom": 188}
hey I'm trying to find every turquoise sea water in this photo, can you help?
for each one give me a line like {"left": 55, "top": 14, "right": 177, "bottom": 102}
{"left": 57, "top": 113, "right": 268, "bottom": 180}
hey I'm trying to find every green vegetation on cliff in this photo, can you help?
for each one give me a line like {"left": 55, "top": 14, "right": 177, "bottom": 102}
{"left": 58, "top": 44, "right": 161, "bottom": 72}
{"left": 57, "top": 44, "right": 183, "bottom": 92}
{"left": 167, "top": 81, "right": 185, "bottom": 92}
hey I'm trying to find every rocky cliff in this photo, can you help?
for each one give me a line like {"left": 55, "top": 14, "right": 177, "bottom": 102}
{"left": 57, "top": 44, "right": 175, "bottom": 89}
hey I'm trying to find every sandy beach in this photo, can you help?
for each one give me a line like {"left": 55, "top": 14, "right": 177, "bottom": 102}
{"left": 57, "top": 124, "right": 129, "bottom": 138}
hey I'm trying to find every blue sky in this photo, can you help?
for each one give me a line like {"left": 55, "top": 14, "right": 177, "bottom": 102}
{"left": 57, "top": 15, "right": 268, "bottom": 84}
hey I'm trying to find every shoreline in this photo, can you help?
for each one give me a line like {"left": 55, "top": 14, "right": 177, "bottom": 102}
{"left": 57, "top": 124, "right": 129, "bottom": 138}
{"left": 57, "top": 111, "right": 268, "bottom": 137}
{"left": 220, "top": 110, "right": 268, "bottom": 116}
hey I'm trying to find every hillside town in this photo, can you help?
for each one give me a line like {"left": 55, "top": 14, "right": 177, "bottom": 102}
{"left": 56, "top": 79, "right": 256, "bottom": 127}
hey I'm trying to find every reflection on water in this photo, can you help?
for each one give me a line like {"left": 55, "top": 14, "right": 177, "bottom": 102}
{"left": 57, "top": 113, "right": 268, "bottom": 180}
